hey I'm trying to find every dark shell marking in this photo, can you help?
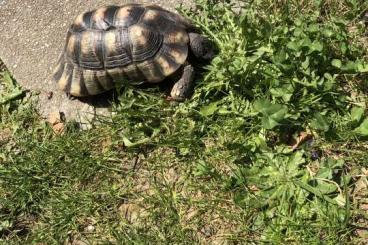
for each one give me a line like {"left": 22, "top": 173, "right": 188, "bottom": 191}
{"left": 54, "top": 4, "right": 191, "bottom": 96}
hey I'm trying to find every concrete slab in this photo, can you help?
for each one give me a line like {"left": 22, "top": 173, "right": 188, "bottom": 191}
{"left": 0, "top": 0, "right": 191, "bottom": 124}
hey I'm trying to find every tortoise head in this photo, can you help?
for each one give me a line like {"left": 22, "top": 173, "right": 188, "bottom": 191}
{"left": 188, "top": 33, "right": 217, "bottom": 62}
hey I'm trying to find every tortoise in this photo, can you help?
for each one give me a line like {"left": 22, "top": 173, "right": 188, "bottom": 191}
{"left": 53, "top": 3, "right": 216, "bottom": 101}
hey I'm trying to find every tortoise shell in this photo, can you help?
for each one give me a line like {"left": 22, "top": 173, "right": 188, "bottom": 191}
{"left": 53, "top": 4, "right": 194, "bottom": 97}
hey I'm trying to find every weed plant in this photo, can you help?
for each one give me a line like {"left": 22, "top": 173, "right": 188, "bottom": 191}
{"left": 1, "top": 0, "right": 368, "bottom": 243}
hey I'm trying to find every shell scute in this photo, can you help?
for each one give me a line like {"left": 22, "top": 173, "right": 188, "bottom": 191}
{"left": 55, "top": 4, "right": 191, "bottom": 97}
{"left": 103, "top": 28, "right": 132, "bottom": 68}
{"left": 129, "top": 24, "right": 163, "bottom": 62}
{"left": 114, "top": 5, "right": 146, "bottom": 28}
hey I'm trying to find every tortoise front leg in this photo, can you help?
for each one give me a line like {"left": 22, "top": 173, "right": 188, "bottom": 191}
{"left": 169, "top": 63, "right": 195, "bottom": 101}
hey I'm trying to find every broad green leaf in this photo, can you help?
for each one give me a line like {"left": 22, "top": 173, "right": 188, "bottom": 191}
{"left": 253, "top": 99, "right": 270, "bottom": 112}
{"left": 269, "top": 87, "right": 293, "bottom": 102}
{"left": 307, "top": 24, "right": 319, "bottom": 33}
{"left": 322, "top": 29, "right": 334, "bottom": 37}
{"left": 261, "top": 117, "right": 281, "bottom": 130}
{"left": 351, "top": 106, "right": 365, "bottom": 123}
{"left": 287, "top": 151, "right": 305, "bottom": 171}
{"left": 334, "top": 159, "right": 344, "bottom": 168}
{"left": 356, "top": 62, "right": 368, "bottom": 72}
{"left": 340, "top": 43, "right": 347, "bottom": 54}
{"left": 254, "top": 99, "right": 288, "bottom": 129}
{"left": 200, "top": 101, "right": 220, "bottom": 116}
{"left": 292, "top": 180, "right": 337, "bottom": 205}
{"left": 256, "top": 45, "right": 273, "bottom": 55}
{"left": 331, "top": 59, "right": 342, "bottom": 68}
{"left": 323, "top": 72, "right": 333, "bottom": 81}
{"left": 341, "top": 61, "right": 357, "bottom": 71}
{"left": 309, "top": 41, "right": 323, "bottom": 52}
{"left": 121, "top": 129, "right": 159, "bottom": 147}
{"left": 293, "top": 27, "right": 303, "bottom": 37}
{"left": 272, "top": 49, "right": 287, "bottom": 63}
{"left": 301, "top": 37, "right": 312, "bottom": 48}
{"left": 325, "top": 158, "right": 344, "bottom": 169}
{"left": 301, "top": 57, "right": 310, "bottom": 69}
{"left": 310, "top": 113, "right": 329, "bottom": 132}
{"left": 334, "top": 193, "right": 346, "bottom": 207}
{"left": 294, "top": 19, "right": 302, "bottom": 26}
{"left": 286, "top": 41, "right": 300, "bottom": 51}
{"left": 355, "top": 118, "right": 368, "bottom": 136}
{"left": 253, "top": 99, "right": 284, "bottom": 116}
{"left": 316, "top": 180, "right": 338, "bottom": 194}
{"left": 315, "top": 167, "right": 332, "bottom": 179}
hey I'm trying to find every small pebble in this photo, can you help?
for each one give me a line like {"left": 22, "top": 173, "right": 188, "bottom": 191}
{"left": 85, "top": 225, "right": 95, "bottom": 232}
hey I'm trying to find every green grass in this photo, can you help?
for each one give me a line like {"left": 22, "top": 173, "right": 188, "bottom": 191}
{"left": 1, "top": 0, "right": 368, "bottom": 243}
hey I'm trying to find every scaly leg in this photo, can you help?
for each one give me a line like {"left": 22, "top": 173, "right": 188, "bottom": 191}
{"left": 169, "top": 63, "right": 195, "bottom": 101}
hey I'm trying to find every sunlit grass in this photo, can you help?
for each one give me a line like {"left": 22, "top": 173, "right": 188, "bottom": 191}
{"left": 1, "top": 0, "right": 368, "bottom": 243}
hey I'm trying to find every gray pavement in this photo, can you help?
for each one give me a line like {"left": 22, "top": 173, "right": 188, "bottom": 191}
{"left": 0, "top": 0, "right": 191, "bottom": 125}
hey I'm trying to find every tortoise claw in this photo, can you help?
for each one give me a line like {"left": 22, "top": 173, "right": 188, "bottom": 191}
{"left": 166, "top": 95, "right": 175, "bottom": 101}
{"left": 66, "top": 92, "right": 77, "bottom": 100}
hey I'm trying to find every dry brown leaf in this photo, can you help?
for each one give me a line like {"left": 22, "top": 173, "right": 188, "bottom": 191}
{"left": 355, "top": 177, "right": 367, "bottom": 195}
{"left": 47, "top": 111, "right": 65, "bottom": 135}
{"left": 291, "top": 131, "right": 313, "bottom": 150}
{"left": 100, "top": 135, "right": 112, "bottom": 153}
{"left": 249, "top": 185, "right": 260, "bottom": 192}
{"left": 360, "top": 203, "right": 368, "bottom": 211}
{"left": 184, "top": 207, "right": 198, "bottom": 222}
{"left": 362, "top": 168, "right": 368, "bottom": 176}
{"left": 0, "top": 128, "right": 12, "bottom": 144}
{"left": 166, "top": 167, "right": 180, "bottom": 184}
{"left": 118, "top": 203, "right": 145, "bottom": 224}
{"left": 355, "top": 217, "right": 368, "bottom": 240}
